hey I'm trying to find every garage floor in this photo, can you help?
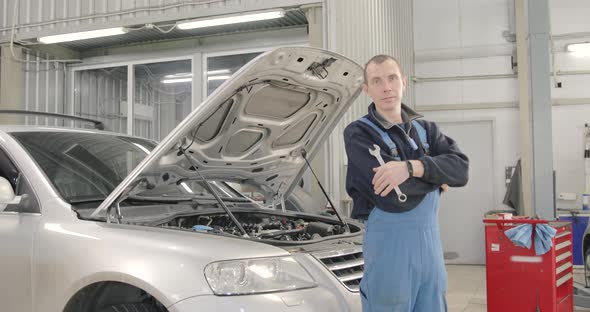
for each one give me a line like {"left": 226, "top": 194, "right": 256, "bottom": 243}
{"left": 446, "top": 265, "right": 590, "bottom": 312}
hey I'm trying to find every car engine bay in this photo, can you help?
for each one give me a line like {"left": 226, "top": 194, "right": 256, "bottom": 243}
{"left": 160, "top": 211, "right": 359, "bottom": 242}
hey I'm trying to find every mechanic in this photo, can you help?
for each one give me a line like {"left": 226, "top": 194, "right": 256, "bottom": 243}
{"left": 344, "top": 54, "right": 469, "bottom": 312}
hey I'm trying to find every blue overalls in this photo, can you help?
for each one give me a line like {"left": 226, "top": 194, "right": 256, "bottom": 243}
{"left": 358, "top": 118, "right": 448, "bottom": 312}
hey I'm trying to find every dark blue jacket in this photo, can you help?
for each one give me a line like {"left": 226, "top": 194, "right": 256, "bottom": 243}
{"left": 344, "top": 103, "right": 469, "bottom": 219}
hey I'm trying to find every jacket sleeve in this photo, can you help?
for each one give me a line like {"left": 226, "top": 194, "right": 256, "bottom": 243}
{"left": 344, "top": 125, "right": 408, "bottom": 209}
{"left": 420, "top": 121, "right": 469, "bottom": 187}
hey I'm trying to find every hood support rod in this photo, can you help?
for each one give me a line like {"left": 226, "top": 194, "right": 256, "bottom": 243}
{"left": 180, "top": 148, "right": 249, "bottom": 238}
{"left": 301, "top": 149, "right": 350, "bottom": 233}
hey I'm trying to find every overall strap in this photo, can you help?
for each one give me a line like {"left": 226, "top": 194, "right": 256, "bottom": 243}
{"left": 359, "top": 117, "right": 399, "bottom": 159}
{"left": 411, "top": 120, "right": 430, "bottom": 155}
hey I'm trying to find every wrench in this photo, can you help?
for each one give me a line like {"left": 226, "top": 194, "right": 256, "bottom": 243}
{"left": 368, "top": 144, "right": 408, "bottom": 203}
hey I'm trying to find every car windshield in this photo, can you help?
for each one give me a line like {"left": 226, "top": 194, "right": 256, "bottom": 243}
{"left": 11, "top": 131, "right": 250, "bottom": 208}
{"left": 11, "top": 131, "right": 157, "bottom": 204}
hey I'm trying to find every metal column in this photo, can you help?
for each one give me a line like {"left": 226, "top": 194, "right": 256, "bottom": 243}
{"left": 515, "top": 0, "right": 554, "bottom": 219}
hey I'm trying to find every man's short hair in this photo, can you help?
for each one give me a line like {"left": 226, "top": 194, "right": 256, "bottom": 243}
{"left": 363, "top": 55, "right": 404, "bottom": 83}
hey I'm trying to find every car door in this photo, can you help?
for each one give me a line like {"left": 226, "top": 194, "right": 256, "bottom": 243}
{"left": 0, "top": 146, "right": 41, "bottom": 312}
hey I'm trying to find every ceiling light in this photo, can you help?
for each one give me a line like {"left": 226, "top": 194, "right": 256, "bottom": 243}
{"left": 38, "top": 27, "right": 127, "bottom": 44}
{"left": 566, "top": 42, "right": 590, "bottom": 53}
{"left": 177, "top": 9, "right": 285, "bottom": 30}
{"left": 161, "top": 78, "right": 192, "bottom": 84}
{"left": 566, "top": 42, "right": 590, "bottom": 57}
{"left": 164, "top": 72, "right": 192, "bottom": 79}
{"left": 207, "top": 75, "right": 230, "bottom": 81}
{"left": 207, "top": 69, "right": 231, "bottom": 75}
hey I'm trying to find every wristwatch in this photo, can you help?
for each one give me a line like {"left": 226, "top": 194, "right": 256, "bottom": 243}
{"left": 406, "top": 160, "right": 414, "bottom": 177}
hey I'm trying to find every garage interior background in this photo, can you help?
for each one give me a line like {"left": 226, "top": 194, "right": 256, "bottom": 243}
{"left": 1, "top": 0, "right": 589, "bottom": 265}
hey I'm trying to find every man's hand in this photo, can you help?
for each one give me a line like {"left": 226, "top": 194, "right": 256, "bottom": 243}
{"left": 440, "top": 184, "right": 449, "bottom": 193}
{"left": 372, "top": 161, "right": 410, "bottom": 197}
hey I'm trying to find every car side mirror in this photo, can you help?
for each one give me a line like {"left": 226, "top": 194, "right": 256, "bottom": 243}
{"left": 0, "top": 177, "right": 21, "bottom": 212}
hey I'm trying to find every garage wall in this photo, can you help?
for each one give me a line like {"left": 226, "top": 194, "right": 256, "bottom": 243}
{"left": 73, "top": 69, "right": 126, "bottom": 133}
{"left": 414, "top": 0, "right": 590, "bottom": 212}
{"left": 19, "top": 51, "right": 66, "bottom": 126}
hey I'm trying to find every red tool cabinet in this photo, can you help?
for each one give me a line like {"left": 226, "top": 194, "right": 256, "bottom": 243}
{"left": 483, "top": 218, "right": 573, "bottom": 312}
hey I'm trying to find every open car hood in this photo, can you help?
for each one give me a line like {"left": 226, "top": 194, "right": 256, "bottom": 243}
{"left": 92, "top": 47, "right": 363, "bottom": 218}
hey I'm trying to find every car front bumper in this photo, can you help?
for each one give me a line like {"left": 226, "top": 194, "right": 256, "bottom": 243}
{"left": 168, "top": 286, "right": 361, "bottom": 312}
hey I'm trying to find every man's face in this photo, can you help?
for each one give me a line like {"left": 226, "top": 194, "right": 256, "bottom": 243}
{"left": 362, "top": 59, "right": 406, "bottom": 114}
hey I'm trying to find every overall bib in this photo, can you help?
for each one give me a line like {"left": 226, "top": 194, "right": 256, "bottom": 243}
{"left": 360, "top": 190, "right": 447, "bottom": 312}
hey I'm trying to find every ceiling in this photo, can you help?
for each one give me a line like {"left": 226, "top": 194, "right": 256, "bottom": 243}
{"left": 54, "top": 10, "right": 308, "bottom": 52}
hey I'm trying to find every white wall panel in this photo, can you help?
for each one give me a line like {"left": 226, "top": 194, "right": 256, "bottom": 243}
{"left": 416, "top": 81, "right": 462, "bottom": 106}
{"left": 550, "top": 0, "right": 590, "bottom": 35}
{"left": 552, "top": 75, "right": 590, "bottom": 99}
{"left": 325, "top": 0, "right": 414, "bottom": 207}
{"left": 414, "top": 0, "right": 460, "bottom": 51}
{"left": 461, "top": 56, "right": 513, "bottom": 75}
{"left": 459, "top": 0, "right": 509, "bottom": 47}
{"left": 462, "top": 79, "right": 518, "bottom": 103}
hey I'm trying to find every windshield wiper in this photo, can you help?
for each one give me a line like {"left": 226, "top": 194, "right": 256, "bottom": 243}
{"left": 69, "top": 197, "right": 107, "bottom": 204}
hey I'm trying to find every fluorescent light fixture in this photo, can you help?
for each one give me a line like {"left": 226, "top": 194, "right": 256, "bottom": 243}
{"left": 161, "top": 78, "right": 192, "bottom": 84}
{"left": 38, "top": 27, "right": 127, "bottom": 44}
{"left": 164, "top": 72, "right": 192, "bottom": 79}
{"left": 207, "top": 75, "right": 230, "bottom": 81}
{"left": 566, "top": 42, "right": 590, "bottom": 53}
{"left": 177, "top": 9, "right": 285, "bottom": 30}
{"left": 566, "top": 42, "right": 590, "bottom": 57}
{"left": 206, "top": 69, "right": 231, "bottom": 75}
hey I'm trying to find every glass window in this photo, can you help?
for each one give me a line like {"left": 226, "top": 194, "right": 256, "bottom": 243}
{"left": 0, "top": 148, "right": 40, "bottom": 213}
{"left": 11, "top": 132, "right": 155, "bottom": 205}
{"left": 134, "top": 60, "right": 192, "bottom": 141}
{"left": 206, "top": 52, "right": 263, "bottom": 96}
{"left": 73, "top": 66, "right": 128, "bottom": 133}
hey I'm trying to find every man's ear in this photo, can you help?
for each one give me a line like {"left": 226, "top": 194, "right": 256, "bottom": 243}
{"left": 402, "top": 75, "right": 407, "bottom": 91}
{"left": 362, "top": 83, "right": 368, "bottom": 94}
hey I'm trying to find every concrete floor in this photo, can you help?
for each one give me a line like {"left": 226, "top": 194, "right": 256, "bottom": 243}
{"left": 446, "top": 265, "right": 590, "bottom": 312}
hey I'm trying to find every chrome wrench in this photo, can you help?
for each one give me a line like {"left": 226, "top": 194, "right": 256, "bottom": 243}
{"left": 368, "top": 144, "right": 407, "bottom": 202}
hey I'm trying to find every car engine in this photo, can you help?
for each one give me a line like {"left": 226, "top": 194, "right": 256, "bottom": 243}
{"left": 161, "top": 212, "right": 352, "bottom": 241}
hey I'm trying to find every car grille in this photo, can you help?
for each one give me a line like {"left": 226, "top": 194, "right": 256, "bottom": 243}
{"left": 313, "top": 247, "right": 364, "bottom": 292}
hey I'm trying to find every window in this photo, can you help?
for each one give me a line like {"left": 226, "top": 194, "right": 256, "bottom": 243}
{"left": 0, "top": 148, "right": 40, "bottom": 213}
{"left": 206, "top": 52, "right": 263, "bottom": 95}
{"left": 11, "top": 132, "right": 154, "bottom": 205}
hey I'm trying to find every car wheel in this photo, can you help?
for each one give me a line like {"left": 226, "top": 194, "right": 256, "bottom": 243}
{"left": 98, "top": 303, "right": 162, "bottom": 312}
{"left": 586, "top": 247, "right": 590, "bottom": 287}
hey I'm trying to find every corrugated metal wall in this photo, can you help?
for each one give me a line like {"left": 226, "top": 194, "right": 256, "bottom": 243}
{"left": 324, "top": 0, "right": 415, "bottom": 208}
{"left": 73, "top": 68, "right": 127, "bottom": 133}
{"left": 20, "top": 51, "right": 67, "bottom": 126}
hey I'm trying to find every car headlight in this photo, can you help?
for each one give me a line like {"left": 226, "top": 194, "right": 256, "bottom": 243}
{"left": 204, "top": 256, "right": 317, "bottom": 295}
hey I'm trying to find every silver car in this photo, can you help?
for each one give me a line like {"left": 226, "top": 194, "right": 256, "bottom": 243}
{"left": 0, "top": 47, "right": 365, "bottom": 312}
